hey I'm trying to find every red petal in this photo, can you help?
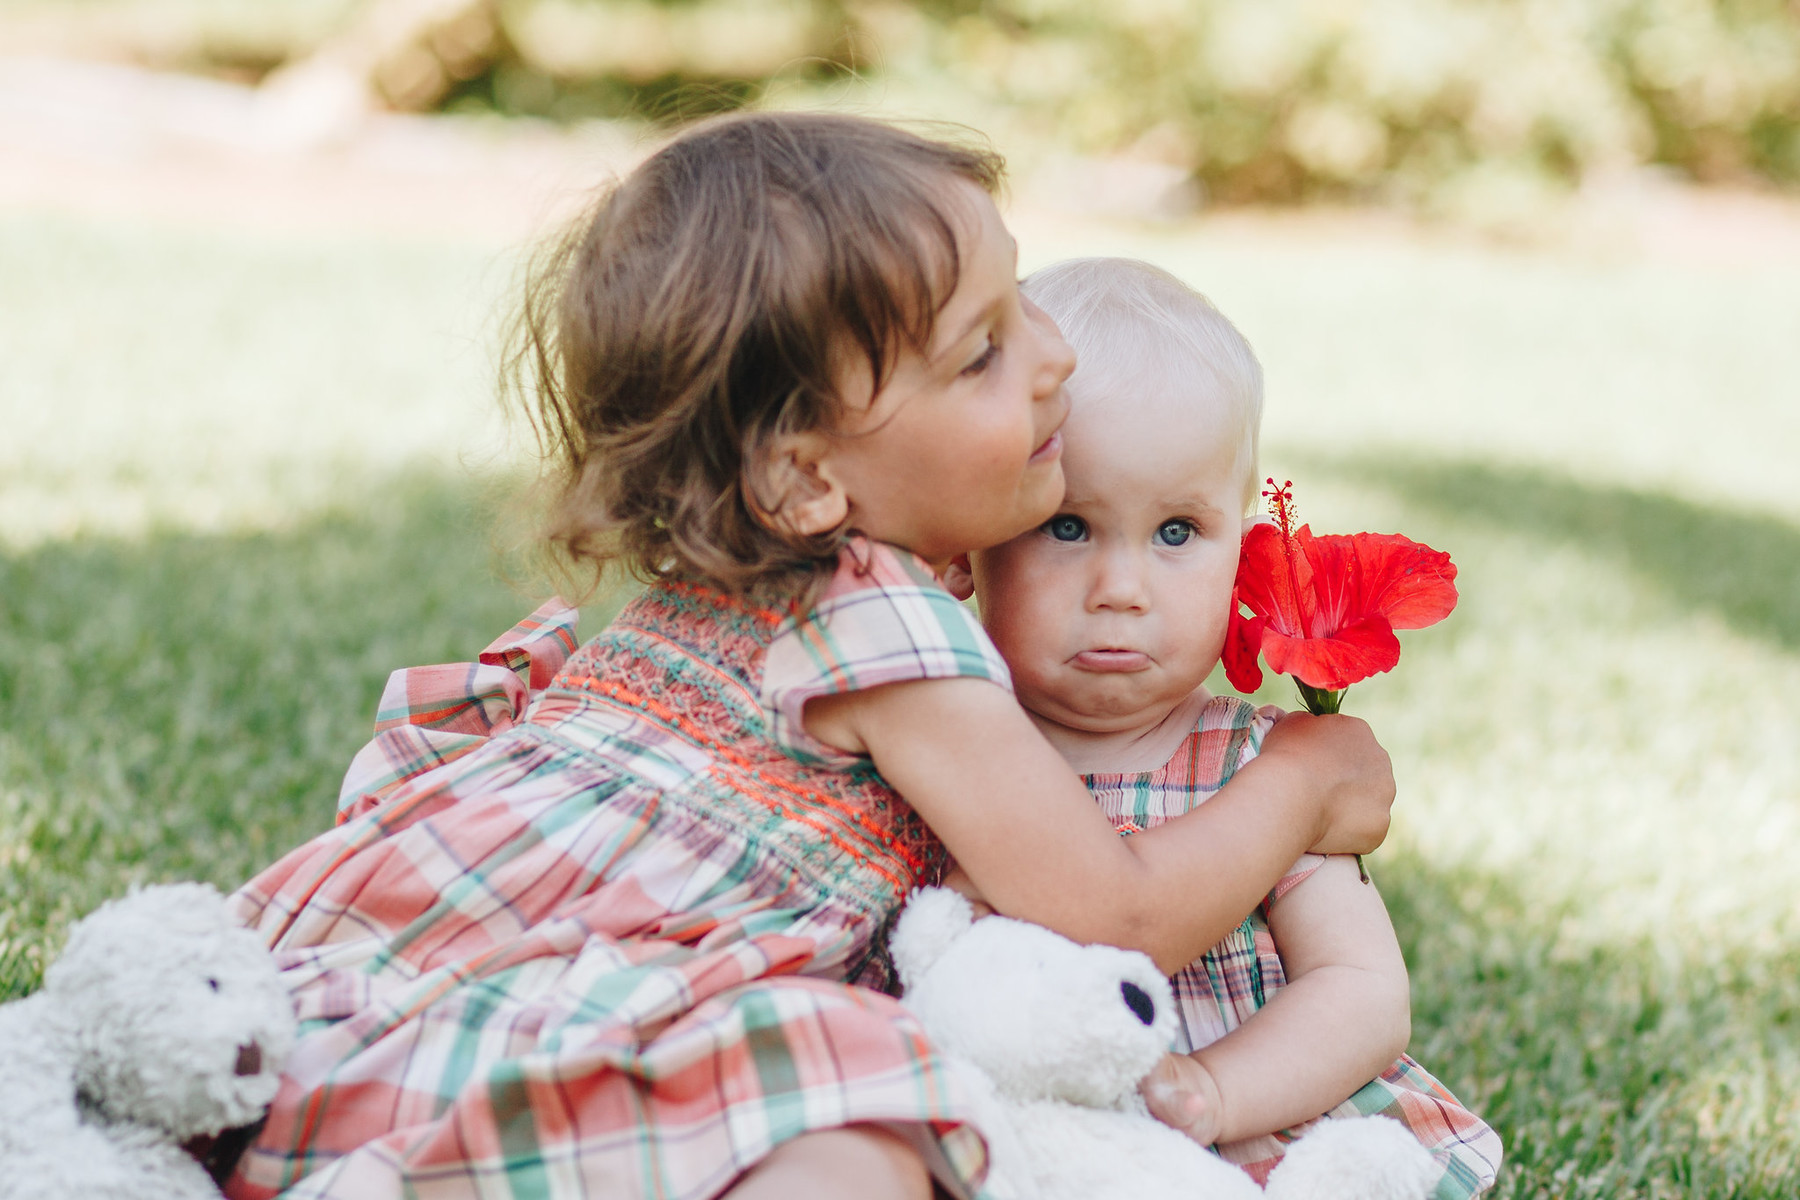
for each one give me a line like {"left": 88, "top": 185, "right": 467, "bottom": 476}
{"left": 1235, "top": 522, "right": 1313, "bottom": 637}
{"left": 1223, "top": 611, "right": 1266, "bottom": 693}
{"left": 1346, "top": 533, "right": 1458, "bottom": 630}
{"left": 1232, "top": 525, "right": 1284, "bottom": 624}
{"left": 1260, "top": 617, "right": 1400, "bottom": 690}
{"left": 1300, "top": 530, "right": 1359, "bottom": 638}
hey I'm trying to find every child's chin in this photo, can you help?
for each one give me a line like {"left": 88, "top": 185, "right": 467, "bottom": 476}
{"left": 1052, "top": 690, "right": 1159, "bottom": 729}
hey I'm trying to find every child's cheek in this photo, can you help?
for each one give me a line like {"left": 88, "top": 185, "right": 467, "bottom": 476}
{"left": 993, "top": 572, "right": 1068, "bottom": 665}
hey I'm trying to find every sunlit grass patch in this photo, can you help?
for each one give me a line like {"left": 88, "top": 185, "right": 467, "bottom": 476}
{"left": 1223, "top": 458, "right": 1800, "bottom": 1197}
{"left": 1016, "top": 215, "right": 1800, "bottom": 522}
{"left": 1389, "top": 853, "right": 1800, "bottom": 1200}
{"left": 1279, "top": 458, "right": 1800, "bottom": 953}
{"left": 1326, "top": 454, "right": 1800, "bottom": 653}
{"left": 0, "top": 214, "right": 516, "bottom": 545}
{"left": 1208, "top": 446, "right": 1800, "bottom": 1194}
{"left": 0, "top": 471, "right": 562, "bottom": 996}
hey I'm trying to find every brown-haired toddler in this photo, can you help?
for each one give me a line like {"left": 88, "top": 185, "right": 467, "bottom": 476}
{"left": 224, "top": 111, "right": 1398, "bottom": 1200}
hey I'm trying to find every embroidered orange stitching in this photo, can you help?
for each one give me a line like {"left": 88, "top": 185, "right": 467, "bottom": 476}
{"left": 582, "top": 677, "right": 925, "bottom": 886}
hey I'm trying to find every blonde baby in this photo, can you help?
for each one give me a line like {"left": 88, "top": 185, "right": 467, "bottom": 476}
{"left": 961, "top": 258, "right": 1504, "bottom": 1198}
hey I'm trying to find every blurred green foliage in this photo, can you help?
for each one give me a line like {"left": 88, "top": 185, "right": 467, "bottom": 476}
{"left": 873, "top": 0, "right": 1800, "bottom": 203}
{"left": 442, "top": 0, "right": 1800, "bottom": 202}
{"left": 0, "top": 0, "right": 359, "bottom": 80}
{"left": 463, "top": 0, "right": 857, "bottom": 121}
{"left": 11, "top": 0, "right": 1798, "bottom": 200}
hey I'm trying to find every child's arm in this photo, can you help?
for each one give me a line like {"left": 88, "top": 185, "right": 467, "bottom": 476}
{"left": 805, "top": 677, "right": 1394, "bottom": 974}
{"left": 1143, "top": 854, "right": 1411, "bottom": 1144}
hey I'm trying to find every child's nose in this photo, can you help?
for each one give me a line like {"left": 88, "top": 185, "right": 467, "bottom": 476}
{"left": 1087, "top": 546, "right": 1150, "bottom": 612}
{"left": 1024, "top": 296, "right": 1077, "bottom": 392}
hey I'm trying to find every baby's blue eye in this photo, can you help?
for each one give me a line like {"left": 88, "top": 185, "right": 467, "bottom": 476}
{"left": 1155, "top": 520, "right": 1195, "bottom": 546}
{"left": 1044, "top": 515, "right": 1087, "bottom": 542}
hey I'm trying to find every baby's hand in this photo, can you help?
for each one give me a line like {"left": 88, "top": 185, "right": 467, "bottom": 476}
{"left": 940, "top": 554, "right": 975, "bottom": 601}
{"left": 940, "top": 864, "right": 995, "bottom": 918}
{"left": 1141, "top": 1051, "right": 1226, "bottom": 1147}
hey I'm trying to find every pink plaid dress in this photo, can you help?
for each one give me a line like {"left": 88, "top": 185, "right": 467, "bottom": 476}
{"left": 225, "top": 539, "right": 1011, "bottom": 1200}
{"left": 1085, "top": 695, "right": 1503, "bottom": 1199}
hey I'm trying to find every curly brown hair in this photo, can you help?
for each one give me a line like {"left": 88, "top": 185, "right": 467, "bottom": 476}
{"left": 507, "top": 111, "right": 1006, "bottom": 603}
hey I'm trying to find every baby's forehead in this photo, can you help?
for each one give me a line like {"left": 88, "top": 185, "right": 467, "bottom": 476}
{"left": 1068, "top": 357, "right": 1243, "bottom": 443}
{"left": 1057, "top": 358, "right": 1250, "bottom": 498}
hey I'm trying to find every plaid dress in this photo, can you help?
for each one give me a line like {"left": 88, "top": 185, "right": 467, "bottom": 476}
{"left": 1085, "top": 695, "right": 1503, "bottom": 1199}
{"left": 224, "top": 539, "right": 1012, "bottom": 1200}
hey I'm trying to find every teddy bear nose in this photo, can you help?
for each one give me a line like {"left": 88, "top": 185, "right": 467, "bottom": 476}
{"left": 234, "top": 1042, "right": 263, "bottom": 1077}
{"left": 1120, "top": 981, "right": 1155, "bottom": 1025}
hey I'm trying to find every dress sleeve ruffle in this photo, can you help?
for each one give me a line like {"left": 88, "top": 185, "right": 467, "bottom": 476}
{"left": 335, "top": 599, "right": 580, "bottom": 821}
{"left": 761, "top": 537, "right": 1013, "bottom": 765}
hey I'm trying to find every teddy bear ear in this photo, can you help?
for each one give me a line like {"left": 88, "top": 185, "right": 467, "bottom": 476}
{"left": 889, "top": 887, "right": 975, "bottom": 988}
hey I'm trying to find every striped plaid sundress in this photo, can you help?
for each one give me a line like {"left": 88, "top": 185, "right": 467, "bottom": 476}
{"left": 1085, "top": 695, "right": 1503, "bottom": 1199}
{"left": 224, "top": 539, "right": 1012, "bottom": 1200}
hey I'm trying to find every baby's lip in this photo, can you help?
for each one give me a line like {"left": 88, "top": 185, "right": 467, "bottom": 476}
{"left": 1071, "top": 649, "right": 1152, "bottom": 672}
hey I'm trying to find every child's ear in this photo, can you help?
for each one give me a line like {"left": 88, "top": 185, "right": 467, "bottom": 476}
{"left": 749, "top": 430, "right": 849, "bottom": 538}
{"left": 941, "top": 554, "right": 975, "bottom": 601}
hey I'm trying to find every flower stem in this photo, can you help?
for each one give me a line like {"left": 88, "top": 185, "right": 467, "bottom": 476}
{"left": 1294, "top": 681, "right": 1344, "bottom": 714}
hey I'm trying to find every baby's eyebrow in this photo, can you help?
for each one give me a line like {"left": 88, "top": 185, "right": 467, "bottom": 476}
{"left": 1154, "top": 497, "right": 1226, "bottom": 516}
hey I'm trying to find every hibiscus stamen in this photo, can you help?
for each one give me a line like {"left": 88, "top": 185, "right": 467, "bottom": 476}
{"left": 1264, "top": 479, "right": 1311, "bottom": 636}
{"left": 1262, "top": 478, "right": 1298, "bottom": 540}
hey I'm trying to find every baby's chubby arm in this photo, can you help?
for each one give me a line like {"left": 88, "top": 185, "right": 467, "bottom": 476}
{"left": 1143, "top": 855, "right": 1411, "bottom": 1145}
{"left": 804, "top": 676, "right": 1394, "bottom": 974}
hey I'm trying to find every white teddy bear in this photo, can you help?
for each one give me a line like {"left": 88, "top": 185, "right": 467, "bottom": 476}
{"left": 0, "top": 882, "right": 297, "bottom": 1200}
{"left": 890, "top": 887, "right": 1441, "bottom": 1200}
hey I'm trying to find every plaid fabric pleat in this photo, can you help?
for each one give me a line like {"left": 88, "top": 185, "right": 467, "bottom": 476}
{"left": 1217, "top": 1057, "right": 1503, "bottom": 1198}
{"left": 336, "top": 599, "right": 580, "bottom": 821}
{"left": 226, "top": 542, "right": 1011, "bottom": 1200}
{"left": 1086, "top": 695, "right": 1502, "bottom": 1198}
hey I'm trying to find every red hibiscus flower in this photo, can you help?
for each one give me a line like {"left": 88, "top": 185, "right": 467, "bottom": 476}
{"left": 1224, "top": 480, "right": 1458, "bottom": 713}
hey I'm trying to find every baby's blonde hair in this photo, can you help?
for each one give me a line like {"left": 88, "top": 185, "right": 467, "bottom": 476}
{"left": 1022, "top": 258, "right": 1263, "bottom": 510}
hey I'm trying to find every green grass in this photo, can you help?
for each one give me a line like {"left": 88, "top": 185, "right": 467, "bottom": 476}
{"left": 3, "top": 205, "right": 1799, "bottom": 1197}
{"left": 1302, "top": 475, "right": 1800, "bottom": 1198}
{"left": 0, "top": 215, "right": 510, "bottom": 546}
{"left": 0, "top": 474, "right": 530, "bottom": 993}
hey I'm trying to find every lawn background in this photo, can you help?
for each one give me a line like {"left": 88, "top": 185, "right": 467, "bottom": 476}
{"left": 4, "top": 186, "right": 1800, "bottom": 1197}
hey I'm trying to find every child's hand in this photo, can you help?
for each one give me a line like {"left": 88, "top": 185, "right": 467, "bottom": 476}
{"left": 1255, "top": 711, "right": 1395, "bottom": 856}
{"left": 1141, "top": 1051, "right": 1226, "bottom": 1147}
{"left": 940, "top": 554, "right": 975, "bottom": 601}
{"left": 940, "top": 864, "right": 995, "bottom": 918}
